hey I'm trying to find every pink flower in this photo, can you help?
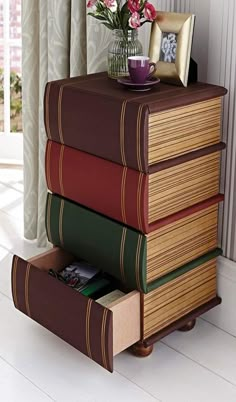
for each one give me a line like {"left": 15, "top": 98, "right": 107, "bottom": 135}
{"left": 128, "top": 0, "right": 140, "bottom": 13}
{"left": 144, "top": 2, "right": 157, "bottom": 21}
{"left": 129, "top": 11, "right": 141, "bottom": 29}
{"left": 104, "top": 0, "right": 117, "bottom": 12}
{"left": 87, "top": 0, "right": 97, "bottom": 8}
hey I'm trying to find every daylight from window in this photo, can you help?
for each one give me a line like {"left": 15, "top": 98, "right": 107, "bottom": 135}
{"left": 0, "top": 0, "right": 22, "bottom": 134}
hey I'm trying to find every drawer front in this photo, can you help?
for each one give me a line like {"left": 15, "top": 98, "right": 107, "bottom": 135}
{"left": 12, "top": 254, "right": 113, "bottom": 372}
{"left": 148, "top": 97, "right": 222, "bottom": 165}
{"left": 148, "top": 151, "right": 221, "bottom": 222}
{"left": 143, "top": 258, "right": 217, "bottom": 339}
{"left": 147, "top": 204, "right": 218, "bottom": 282}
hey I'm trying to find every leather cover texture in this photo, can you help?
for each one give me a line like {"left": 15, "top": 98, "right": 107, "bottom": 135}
{"left": 46, "top": 193, "right": 147, "bottom": 292}
{"left": 11, "top": 255, "right": 113, "bottom": 372}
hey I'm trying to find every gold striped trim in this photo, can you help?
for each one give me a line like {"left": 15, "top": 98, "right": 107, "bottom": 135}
{"left": 101, "top": 309, "right": 108, "bottom": 370}
{"left": 58, "top": 86, "right": 65, "bottom": 144}
{"left": 45, "top": 83, "right": 52, "bottom": 140}
{"left": 121, "top": 167, "right": 127, "bottom": 224}
{"left": 137, "top": 173, "right": 143, "bottom": 231}
{"left": 120, "top": 101, "right": 128, "bottom": 166}
{"left": 135, "top": 235, "right": 142, "bottom": 291}
{"left": 25, "top": 263, "right": 31, "bottom": 317}
{"left": 46, "top": 194, "right": 52, "bottom": 243}
{"left": 86, "top": 299, "right": 93, "bottom": 359}
{"left": 12, "top": 256, "right": 19, "bottom": 309}
{"left": 59, "top": 145, "right": 65, "bottom": 196}
{"left": 46, "top": 141, "right": 52, "bottom": 190}
{"left": 136, "top": 105, "right": 143, "bottom": 171}
{"left": 59, "top": 199, "right": 64, "bottom": 247}
{"left": 119, "top": 227, "right": 127, "bottom": 284}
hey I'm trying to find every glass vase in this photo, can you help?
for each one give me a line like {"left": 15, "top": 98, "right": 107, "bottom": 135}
{"left": 108, "top": 29, "right": 143, "bottom": 79}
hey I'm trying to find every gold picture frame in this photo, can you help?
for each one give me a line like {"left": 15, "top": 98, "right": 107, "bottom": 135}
{"left": 149, "top": 12, "right": 195, "bottom": 87}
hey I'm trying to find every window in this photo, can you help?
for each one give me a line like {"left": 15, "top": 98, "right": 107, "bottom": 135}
{"left": 0, "top": 0, "right": 22, "bottom": 163}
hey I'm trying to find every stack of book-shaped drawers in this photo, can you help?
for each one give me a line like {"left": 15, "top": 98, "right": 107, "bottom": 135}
{"left": 11, "top": 72, "right": 227, "bottom": 372}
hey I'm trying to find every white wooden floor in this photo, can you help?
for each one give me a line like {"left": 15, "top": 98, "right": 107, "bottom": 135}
{"left": 1, "top": 167, "right": 236, "bottom": 402}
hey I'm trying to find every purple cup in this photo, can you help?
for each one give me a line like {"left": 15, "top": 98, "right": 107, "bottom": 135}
{"left": 128, "top": 56, "right": 156, "bottom": 84}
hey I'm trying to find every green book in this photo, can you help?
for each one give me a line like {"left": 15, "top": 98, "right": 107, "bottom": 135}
{"left": 46, "top": 193, "right": 147, "bottom": 292}
{"left": 46, "top": 193, "right": 222, "bottom": 293}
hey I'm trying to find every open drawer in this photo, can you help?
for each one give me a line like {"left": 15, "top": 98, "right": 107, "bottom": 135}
{"left": 11, "top": 247, "right": 141, "bottom": 372}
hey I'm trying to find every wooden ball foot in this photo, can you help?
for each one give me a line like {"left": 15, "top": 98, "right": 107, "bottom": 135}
{"left": 178, "top": 319, "right": 196, "bottom": 332}
{"left": 131, "top": 341, "right": 154, "bottom": 357}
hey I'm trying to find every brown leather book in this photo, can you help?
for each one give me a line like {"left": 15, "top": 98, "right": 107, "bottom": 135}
{"left": 44, "top": 72, "right": 227, "bottom": 173}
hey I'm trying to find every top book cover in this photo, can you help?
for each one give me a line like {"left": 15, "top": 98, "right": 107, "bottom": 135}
{"left": 44, "top": 72, "right": 227, "bottom": 173}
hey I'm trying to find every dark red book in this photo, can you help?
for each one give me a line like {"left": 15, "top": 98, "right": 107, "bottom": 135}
{"left": 46, "top": 140, "right": 225, "bottom": 233}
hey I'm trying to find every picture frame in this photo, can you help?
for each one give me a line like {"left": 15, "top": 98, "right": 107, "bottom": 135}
{"left": 149, "top": 12, "right": 195, "bottom": 87}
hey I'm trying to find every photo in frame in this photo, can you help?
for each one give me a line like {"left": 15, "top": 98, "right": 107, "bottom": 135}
{"left": 149, "top": 12, "right": 195, "bottom": 87}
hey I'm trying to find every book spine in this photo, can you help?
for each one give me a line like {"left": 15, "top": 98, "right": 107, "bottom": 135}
{"left": 45, "top": 140, "right": 149, "bottom": 233}
{"left": 46, "top": 193, "right": 147, "bottom": 293}
{"left": 44, "top": 81, "right": 149, "bottom": 172}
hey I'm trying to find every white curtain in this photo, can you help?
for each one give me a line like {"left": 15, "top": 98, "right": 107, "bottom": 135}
{"left": 22, "top": 0, "right": 87, "bottom": 246}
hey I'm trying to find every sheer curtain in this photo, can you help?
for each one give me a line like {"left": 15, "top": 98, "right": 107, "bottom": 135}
{"left": 22, "top": 0, "right": 87, "bottom": 246}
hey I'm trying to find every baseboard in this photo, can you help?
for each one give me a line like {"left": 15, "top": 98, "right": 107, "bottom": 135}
{"left": 202, "top": 256, "right": 236, "bottom": 337}
{"left": 217, "top": 255, "right": 236, "bottom": 283}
